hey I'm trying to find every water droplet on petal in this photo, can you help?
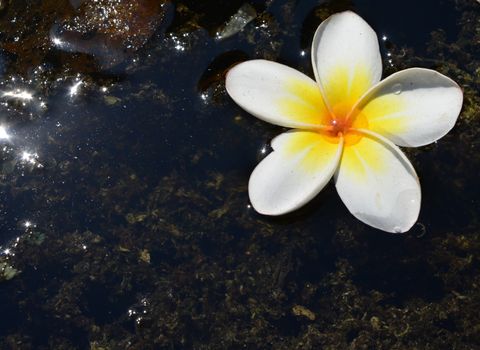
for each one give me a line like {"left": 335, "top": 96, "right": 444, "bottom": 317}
{"left": 392, "top": 83, "right": 402, "bottom": 95}
{"left": 393, "top": 226, "right": 403, "bottom": 234}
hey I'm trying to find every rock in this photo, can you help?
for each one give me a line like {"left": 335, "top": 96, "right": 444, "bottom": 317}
{"left": 292, "top": 305, "right": 316, "bottom": 321}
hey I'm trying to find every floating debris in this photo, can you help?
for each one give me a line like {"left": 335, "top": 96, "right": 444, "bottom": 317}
{"left": 0, "top": 262, "right": 20, "bottom": 281}
{"left": 215, "top": 3, "right": 257, "bottom": 40}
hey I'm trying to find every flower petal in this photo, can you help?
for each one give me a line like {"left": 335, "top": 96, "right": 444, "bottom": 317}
{"left": 335, "top": 130, "right": 420, "bottom": 233}
{"left": 311, "top": 11, "right": 382, "bottom": 113}
{"left": 353, "top": 68, "right": 463, "bottom": 147}
{"left": 226, "top": 60, "right": 330, "bottom": 128}
{"left": 249, "top": 130, "right": 343, "bottom": 215}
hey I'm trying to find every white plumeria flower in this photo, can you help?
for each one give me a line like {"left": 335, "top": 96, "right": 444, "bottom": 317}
{"left": 226, "top": 11, "right": 463, "bottom": 233}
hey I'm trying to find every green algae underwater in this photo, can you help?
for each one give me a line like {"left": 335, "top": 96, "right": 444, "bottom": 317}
{"left": 0, "top": 0, "right": 479, "bottom": 348}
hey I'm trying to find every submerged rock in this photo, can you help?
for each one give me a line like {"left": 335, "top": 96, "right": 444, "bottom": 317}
{"left": 50, "top": 0, "right": 172, "bottom": 70}
{"left": 0, "top": 0, "right": 172, "bottom": 74}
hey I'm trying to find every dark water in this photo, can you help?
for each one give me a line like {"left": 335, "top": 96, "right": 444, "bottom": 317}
{"left": 0, "top": 0, "right": 479, "bottom": 348}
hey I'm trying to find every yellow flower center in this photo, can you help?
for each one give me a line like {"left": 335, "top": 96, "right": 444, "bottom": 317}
{"left": 324, "top": 102, "right": 368, "bottom": 145}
